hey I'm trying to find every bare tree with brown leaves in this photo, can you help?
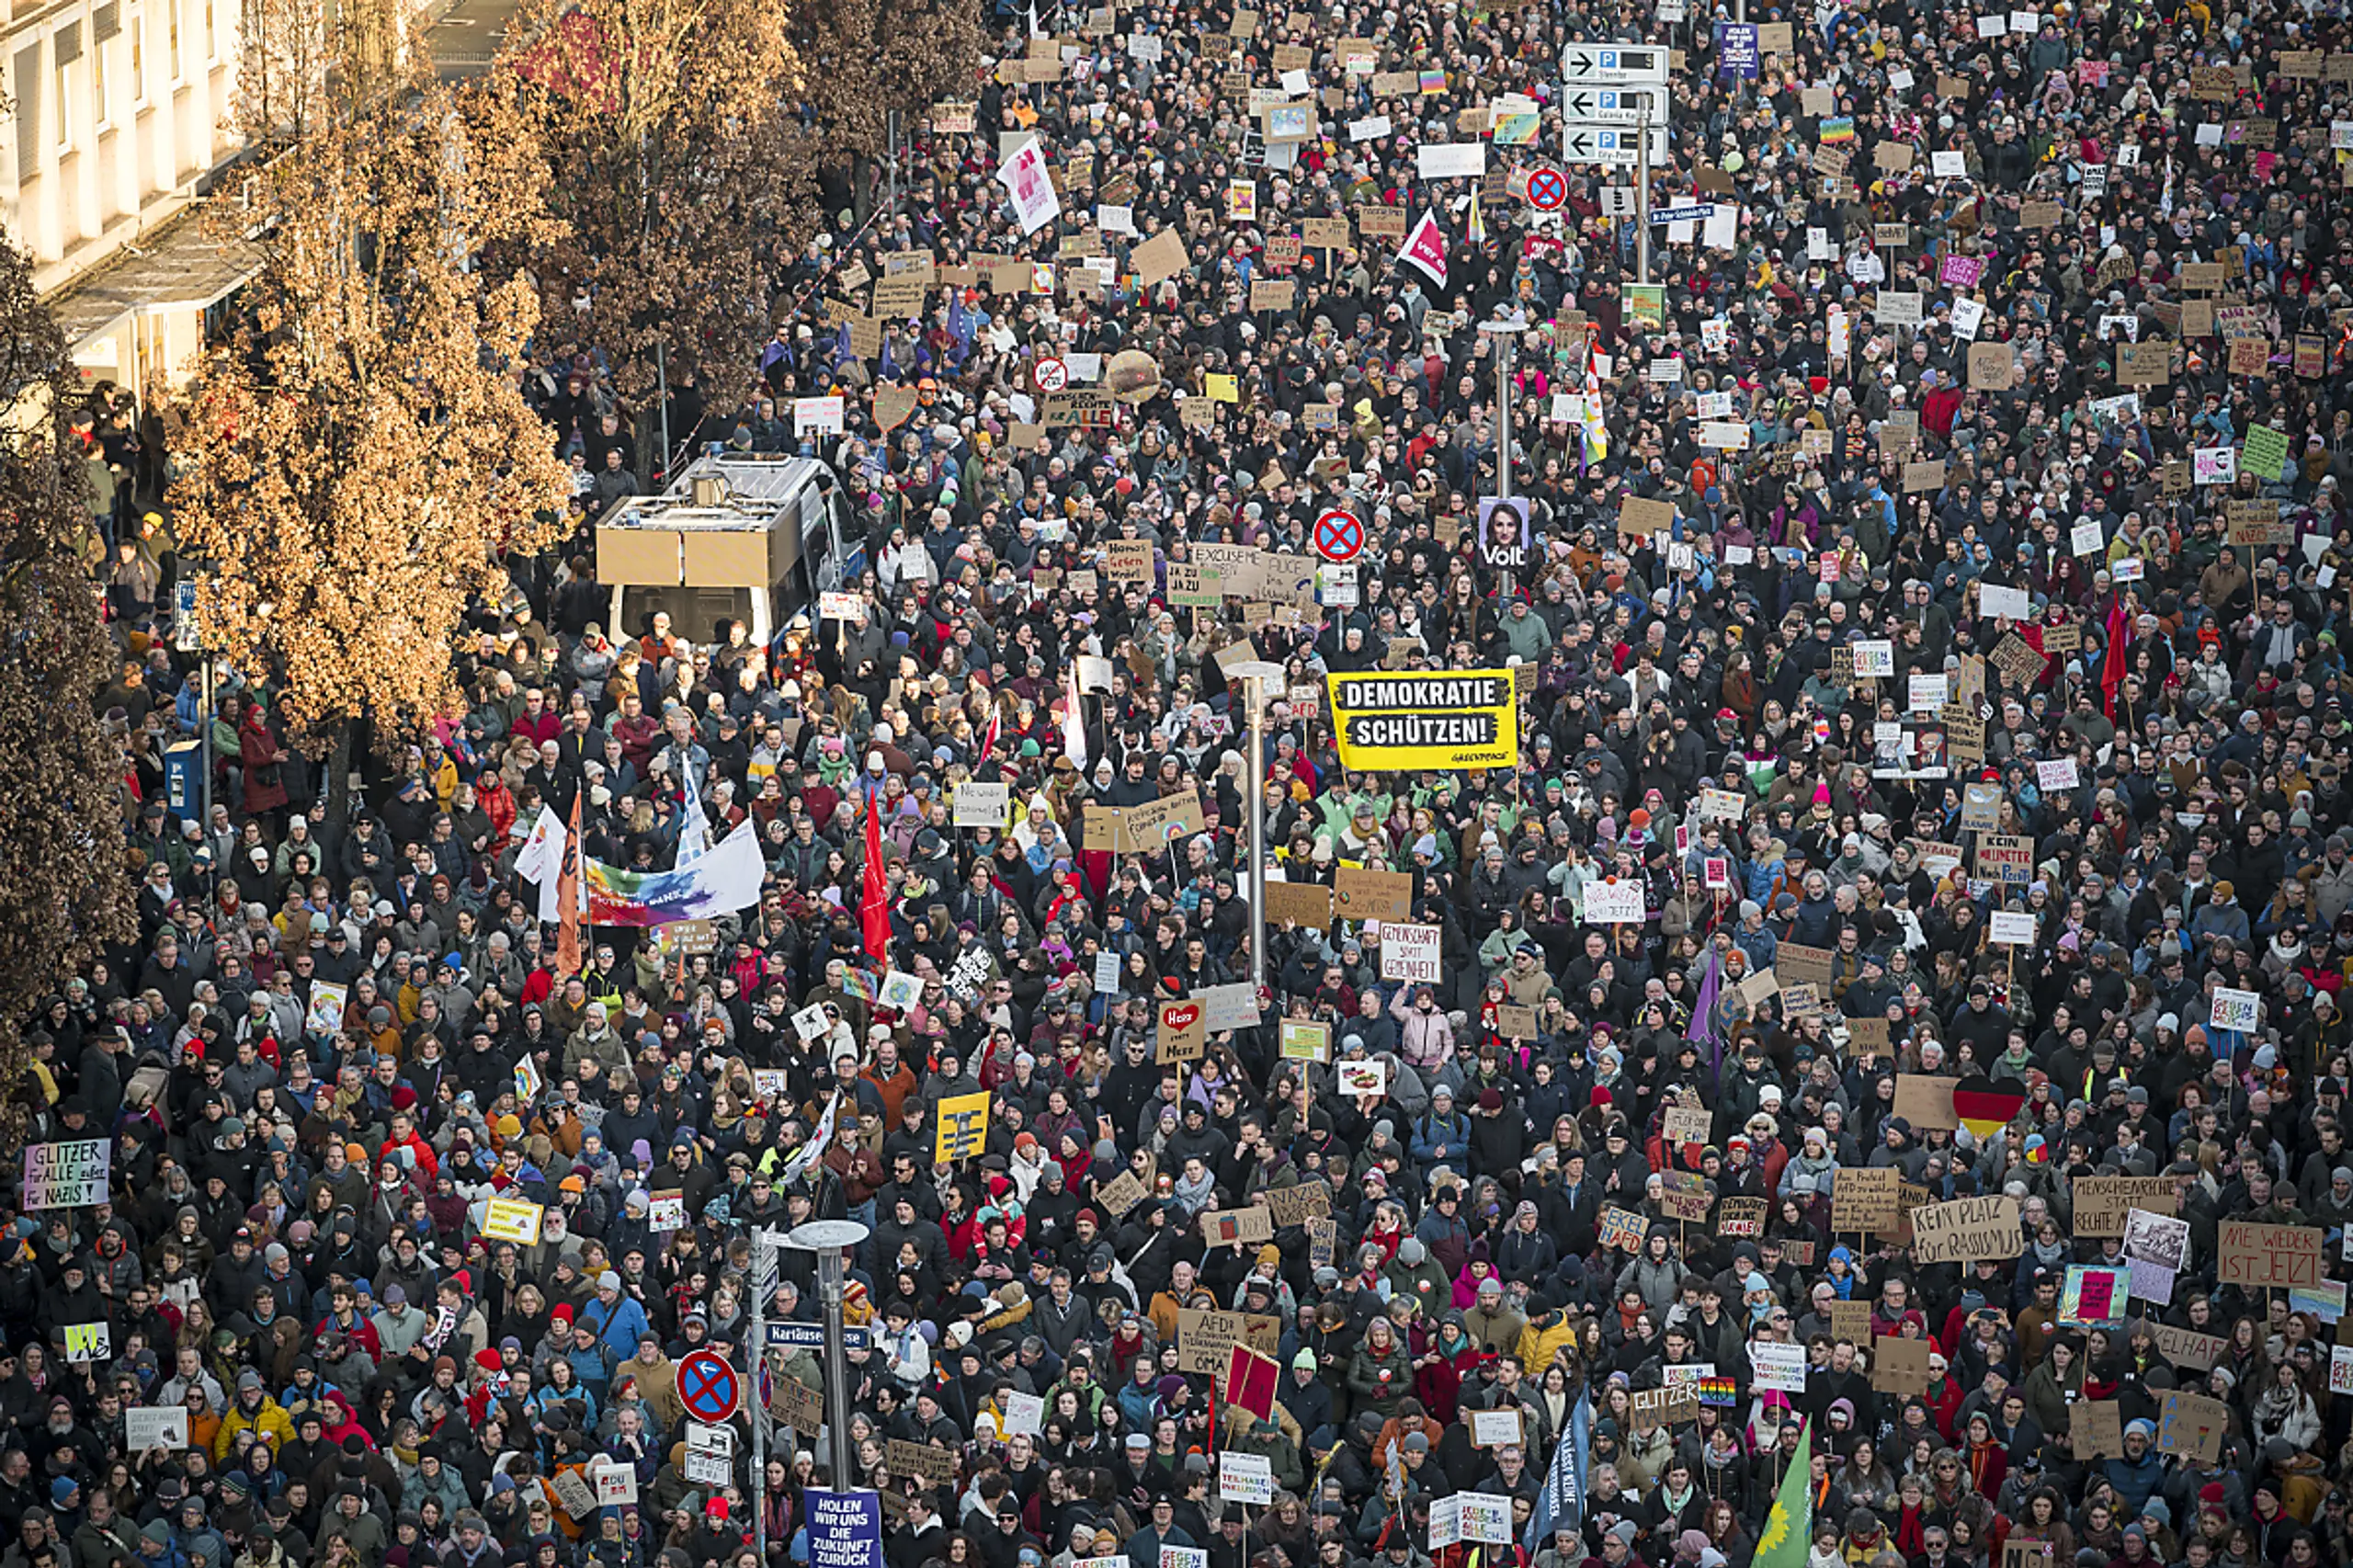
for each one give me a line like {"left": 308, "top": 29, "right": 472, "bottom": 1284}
{"left": 0, "top": 233, "right": 138, "bottom": 1096}
{"left": 481, "top": 0, "right": 819, "bottom": 473}
{"left": 797, "top": 0, "right": 985, "bottom": 217}
{"left": 167, "top": 40, "right": 573, "bottom": 788}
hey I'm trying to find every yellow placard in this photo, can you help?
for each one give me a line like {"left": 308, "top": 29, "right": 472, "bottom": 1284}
{"left": 482, "top": 1197, "right": 546, "bottom": 1245}
{"left": 1324, "top": 669, "right": 1520, "bottom": 771}
{"left": 1206, "top": 373, "right": 1239, "bottom": 403}
{"left": 936, "top": 1091, "right": 992, "bottom": 1165}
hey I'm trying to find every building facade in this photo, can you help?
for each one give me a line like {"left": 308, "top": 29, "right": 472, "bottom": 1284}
{"left": 5, "top": 0, "right": 248, "bottom": 386}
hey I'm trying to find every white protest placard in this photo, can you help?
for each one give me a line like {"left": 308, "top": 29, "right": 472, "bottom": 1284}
{"left": 1218, "top": 1450, "right": 1275, "bottom": 1503}
{"left": 1002, "top": 1391, "right": 1046, "bottom": 1437}
{"left": 1907, "top": 674, "right": 1949, "bottom": 711}
{"left": 2334, "top": 1346, "right": 2353, "bottom": 1396}
{"left": 63, "top": 1322, "right": 110, "bottom": 1362}
{"left": 2072, "top": 520, "right": 2105, "bottom": 555}
{"left": 1989, "top": 912, "right": 2037, "bottom": 946}
{"left": 1586, "top": 880, "right": 1646, "bottom": 924}
{"left": 594, "top": 1458, "right": 640, "bottom": 1505}
{"left": 1458, "top": 1495, "right": 1513, "bottom": 1545}
{"left": 1349, "top": 116, "right": 1392, "bottom": 142}
{"left": 1416, "top": 142, "right": 1487, "bottom": 178}
{"left": 880, "top": 971, "right": 925, "bottom": 1012}
{"left": 1854, "top": 641, "right": 1895, "bottom": 676}
{"left": 21, "top": 1141, "right": 109, "bottom": 1209}
{"left": 1380, "top": 924, "right": 1443, "bottom": 984}
{"left": 2211, "top": 988, "right": 2261, "bottom": 1032}
{"left": 793, "top": 1003, "right": 833, "bottom": 1043}
{"left": 1931, "top": 151, "right": 1967, "bottom": 177}
{"left": 793, "top": 396, "right": 846, "bottom": 436}
{"left": 952, "top": 780, "right": 1011, "bottom": 827}
{"left": 648, "top": 1194, "right": 688, "bottom": 1232}
{"left": 1751, "top": 1341, "right": 1808, "bottom": 1392}
{"left": 1336, "top": 1059, "right": 1387, "bottom": 1097}
{"left": 1979, "top": 583, "right": 2032, "bottom": 619}
{"left": 1698, "top": 420, "right": 1750, "bottom": 449}
{"left": 2037, "top": 757, "right": 2079, "bottom": 791}
{"left": 1877, "top": 290, "right": 1924, "bottom": 326}
{"left": 819, "top": 591, "right": 866, "bottom": 624}
{"left": 125, "top": 1406, "right": 190, "bottom": 1450}
{"left": 1161, "top": 1552, "right": 1207, "bottom": 1568}
{"left": 1951, "top": 298, "right": 1985, "bottom": 339}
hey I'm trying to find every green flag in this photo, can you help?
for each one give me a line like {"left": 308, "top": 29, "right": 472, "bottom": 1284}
{"left": 1754, "top": 1417, "right": 1813, "bottom": 1568}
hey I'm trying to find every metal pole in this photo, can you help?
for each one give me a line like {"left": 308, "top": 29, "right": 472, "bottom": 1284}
{"left": 1224, "top": 663, "right": 1283, "bottom": 994}
{"left": 1496, "top": 335, "right": 1514, "bottom": 503}
{"left": 1637, "top": 108, "right": 1653, "bottom": 284}
{"left": 1246, "top": 679, "right": 1267, "bottom": 993}
{"left": 785, "top": 1220, "right": 869, "bottom": 1490}
{"left": 199, "top": 656, "right": 213, "bottom": 835}
{"left": 656, "top": 342, "right": 672, "bottom": 483}
{"left": 816, "top": 1253, "right": 854, "bottom": 1486}
{"left": 749, "top": 1269, "right": 767, "bottom": 1565}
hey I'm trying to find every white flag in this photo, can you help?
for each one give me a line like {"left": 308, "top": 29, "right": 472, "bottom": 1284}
{"left": 996, "top": 138, "right": 1063, "bottom": 236}
{"left": 1063, "top": 662, "right": 1090, "bottom": 776}
{"left": 515, "top": 806, "right": 566, "bottom": 923}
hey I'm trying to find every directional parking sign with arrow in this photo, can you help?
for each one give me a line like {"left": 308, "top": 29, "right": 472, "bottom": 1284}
{"left": 1559, "top": 87, "right": 1662, "bottom": 123}
{"left": 1563, "top": 125, "right": 1671, "bottom": 165}
{"left": 1561, "top": 44, "right": 1669, "bottom": 84}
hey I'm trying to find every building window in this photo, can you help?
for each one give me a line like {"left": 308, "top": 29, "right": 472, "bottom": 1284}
{"left": 168, "top": 0, "right": 179, "bottom": 84}
{"left": 131, "top": 12, "right": 144, "bottom": 104}
{"left": 93, "top": 39, "right": 106, "bottom": 126}
{"left": 53, "top": 58, "right": 70, "bottom": 149}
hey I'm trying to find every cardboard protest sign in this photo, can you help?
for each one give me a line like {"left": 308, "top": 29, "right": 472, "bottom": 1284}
{"left": 1334, "top": 865, "right": 1412, "bottom": 920}
{"left": 2156, "top": 1390, "right": 2229, "bottom": 1464}
{"left": 1870, "top": 1335, "right": 1931, "bottom": 1396}
{"left": 1264, "top": 1181, "right": 1332, "bottom": 1227}
{"left": 1264, "top": 880, "right": 1335, "bottom": 927}
{"left": 1201, "top": 1206, "right": 1275, "bottom": 1246}
{"left": 1908, "top": 1195, "right": 2021, "bottom": 1265}
{"left": 1156, "top": 999, "right": 1208, "bottom": 1063}
{"left": 2072, "top": 1176, "right": 2177, "bottom": 1237}
{"left": 2217, "top": 1221, "right": 2324, "bottom": 1288}
{"left": 2071, "top": 1398, "right": 2123, "bottom": 1458}
{"left": 1893, "top": 1074, "right": 1960, "bottom": 1130}
{"left": 1831, "top": 1166, "right": 1902, "bottom": 1231}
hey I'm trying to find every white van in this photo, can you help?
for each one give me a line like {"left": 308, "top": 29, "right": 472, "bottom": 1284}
{"left": 596, "top": 454, "right": 861, "bottom": 647}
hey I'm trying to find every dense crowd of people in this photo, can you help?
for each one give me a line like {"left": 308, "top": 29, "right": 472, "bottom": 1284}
{"left": 39, "top": 6, "right": 2353, "bottom": 1568}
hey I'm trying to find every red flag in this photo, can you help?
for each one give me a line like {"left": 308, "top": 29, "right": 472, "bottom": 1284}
{"left": 1222, "top": 1343, "right": 1280, "bottom": 1422}
{"left": 2099, "top": 598, "right": 2130, "bottom": 720}
{"left": 1400, "top": 210, "right": 1449, "bottom": 289}
{"left": 555, "top": 790, "right": 585, "bottom": 978}
{"left": 861, "top": 793, "right": 892, "bottom": 964}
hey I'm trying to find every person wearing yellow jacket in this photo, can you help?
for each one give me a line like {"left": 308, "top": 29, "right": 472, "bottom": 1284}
{"left": 1513, "top": 1308, "right": 1578, "bottom": 1382}
{"left": 213, "top": 1369, "right": 295, "bottom": 1460}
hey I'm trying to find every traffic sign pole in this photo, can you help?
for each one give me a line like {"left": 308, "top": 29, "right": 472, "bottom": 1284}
{"left": 1638, "top": 108, "right": 1652, "bottom": 283}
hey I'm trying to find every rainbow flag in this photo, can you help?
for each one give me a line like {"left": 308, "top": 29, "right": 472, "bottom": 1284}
{"left": 584, "top": 820, "right": 767, "bottom": 926}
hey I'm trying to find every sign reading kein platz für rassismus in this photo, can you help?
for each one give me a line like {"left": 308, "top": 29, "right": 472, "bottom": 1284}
{"left": 1324, "top": 671, "right": 1519, "bottom": 770}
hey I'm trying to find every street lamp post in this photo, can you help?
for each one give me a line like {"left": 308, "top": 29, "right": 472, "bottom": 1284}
{"left": 1224, "top": 661, "right": 1285, "bottom": 995}
{"left": 785, "top": 1219, "right": 870, "bottom": 1490}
